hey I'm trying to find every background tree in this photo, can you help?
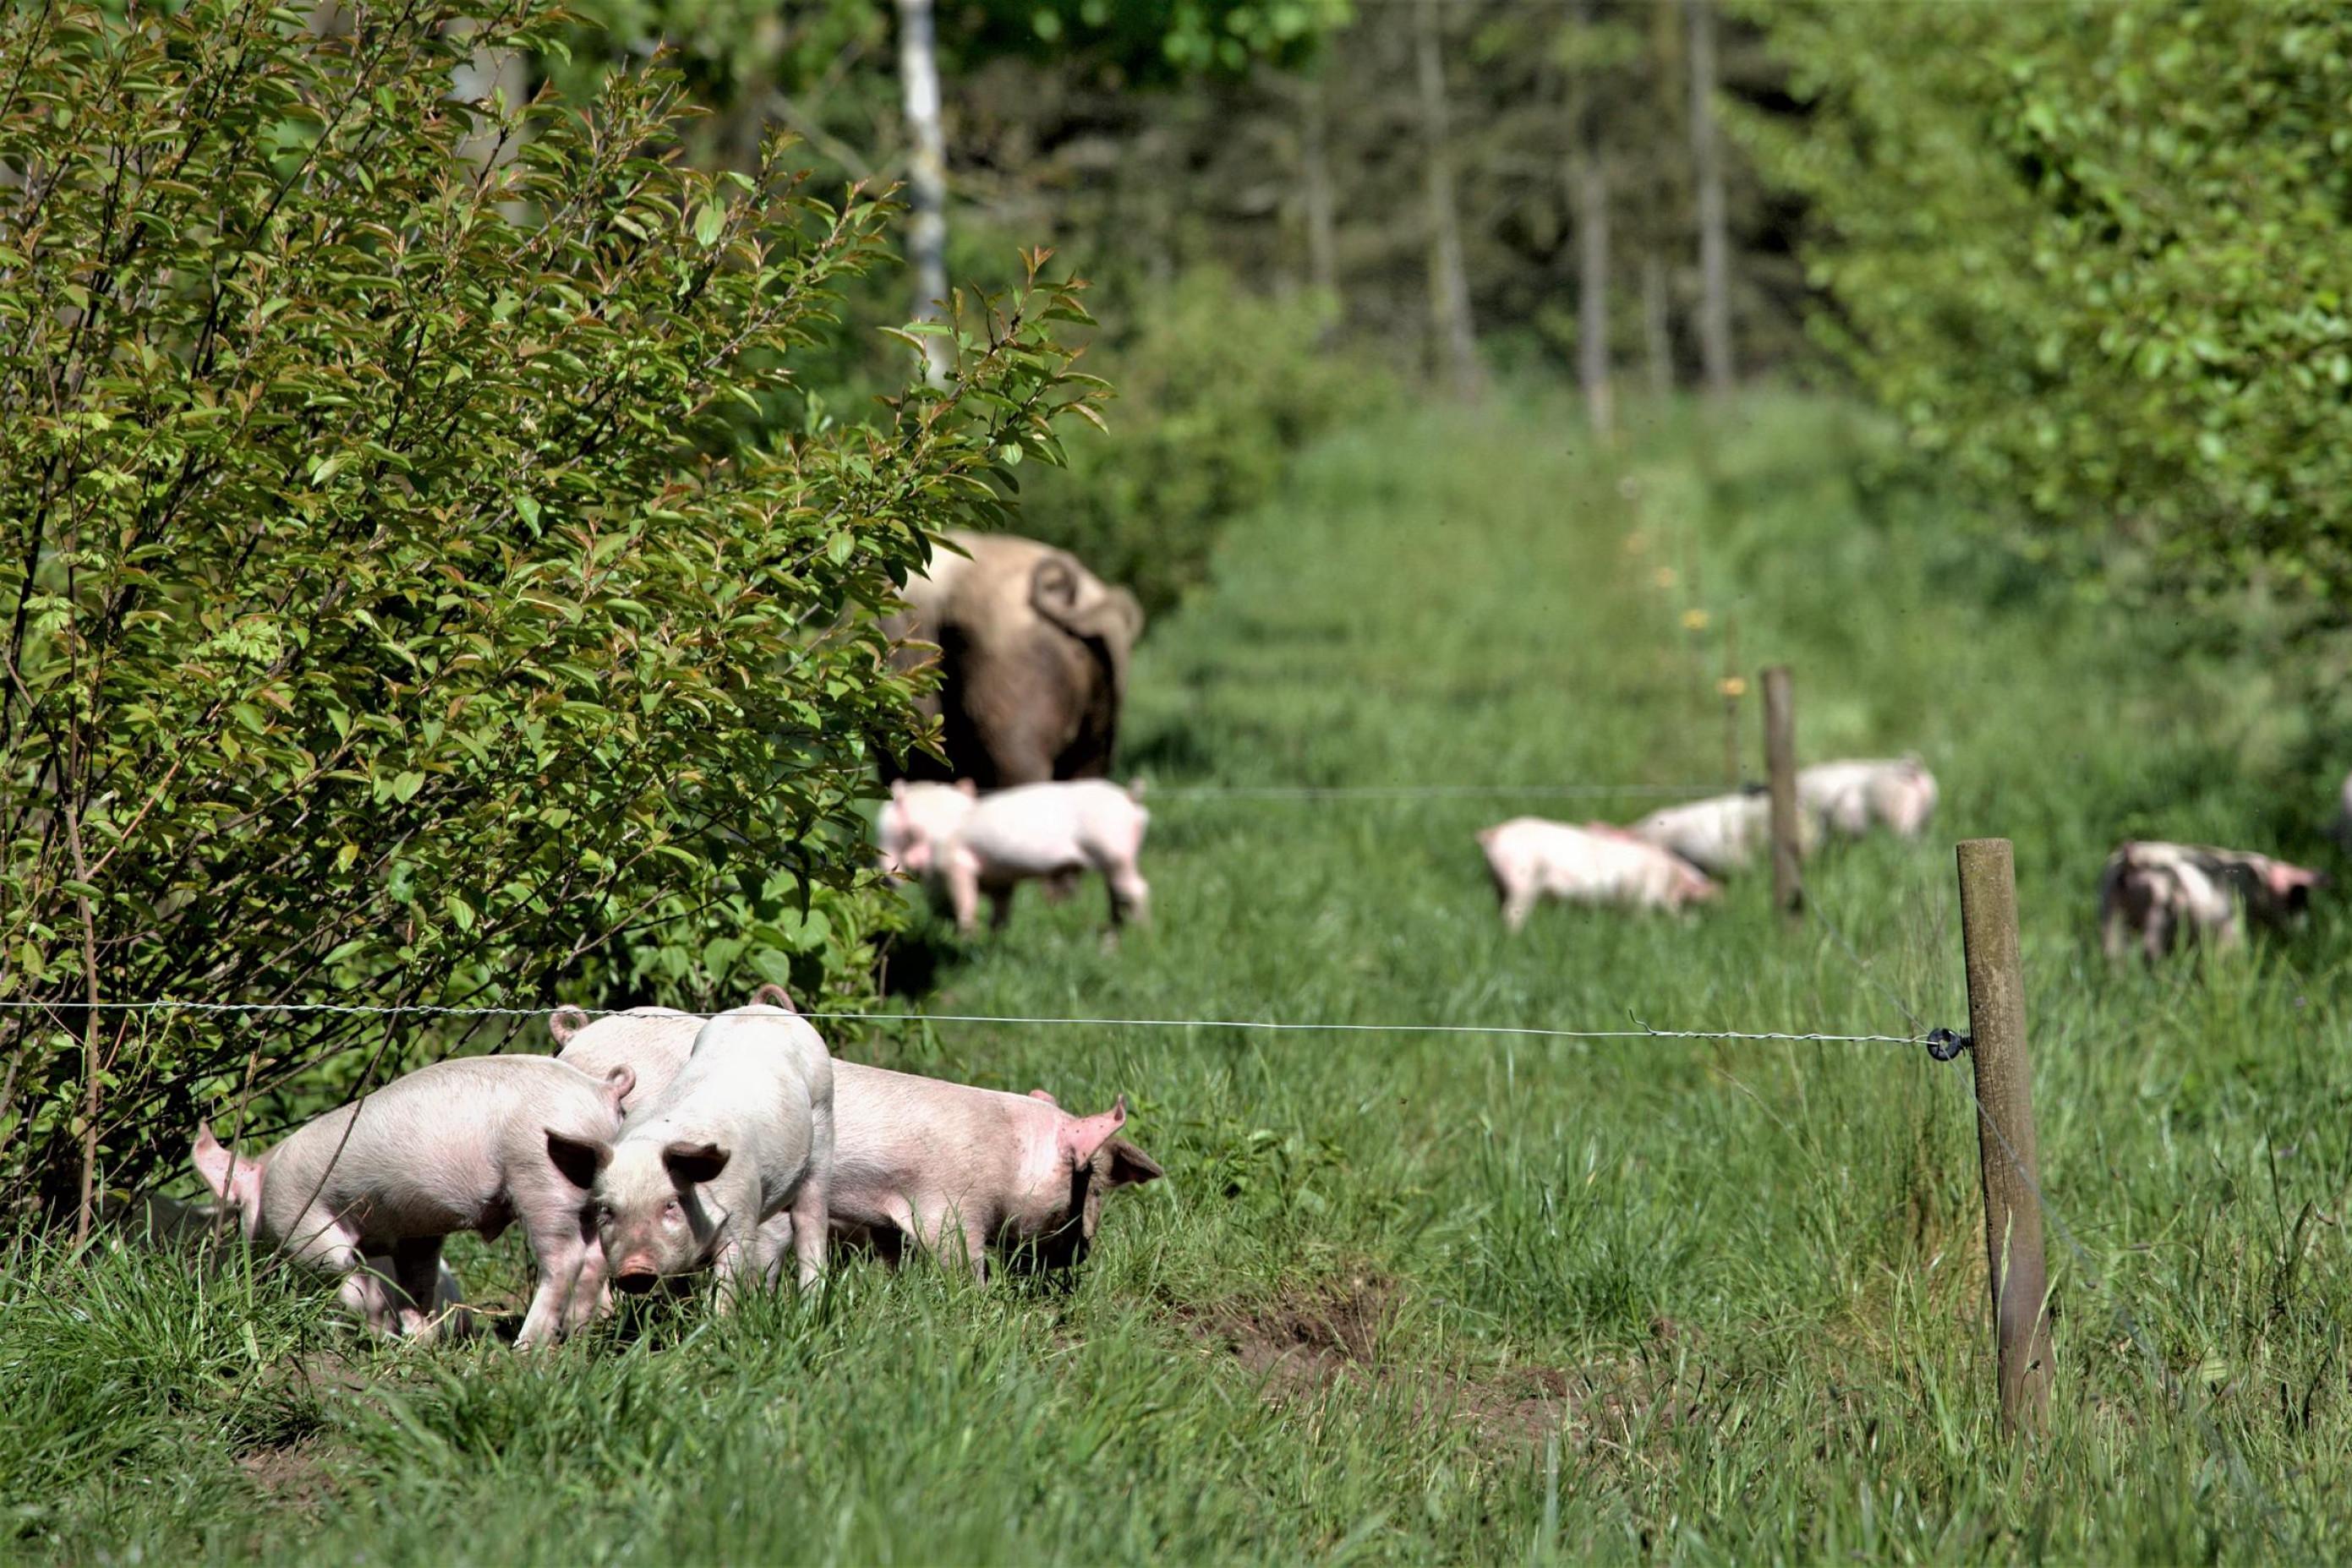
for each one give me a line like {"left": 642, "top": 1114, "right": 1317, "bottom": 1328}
{"left": 1745, "top": 0, "right": 2352, "bottom": 659}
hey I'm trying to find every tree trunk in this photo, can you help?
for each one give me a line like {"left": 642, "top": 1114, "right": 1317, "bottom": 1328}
{"left": 896, "top": 0, "right": 953, "bottom": 386}
{"left": 1301, "top": 74, "right": 1340, "bottom": 305}
{"left": 1566, "top": 0, "right": 1612, "bottom": 441}
{"left": 1414, "top": 0, "right": 1482, "bottom": 400}
{"left": 1685, "top": 0, "right": 1734, "bottom": 397}
{"left": 1643, "top": 251, "right": 1673, "bottom": 399}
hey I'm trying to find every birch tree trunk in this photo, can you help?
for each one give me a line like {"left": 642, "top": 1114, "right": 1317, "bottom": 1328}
{"left": 897, "top": 0, "right": 953, "bottom": 386}
{"left": 1301, "top": 74, "right": 1340, "bottom": 304}
{"left": 1643, "top": 252, "right": 1673, "bottom": 399}
{"left": 1566, "top": 0, "right": 1612, "bottom": 440}
{"left": 1414, "top": 0, "right": 1482, "bottom": 400}
{"left": 1685, "top": 0, "right": 1734, "bottom": 397}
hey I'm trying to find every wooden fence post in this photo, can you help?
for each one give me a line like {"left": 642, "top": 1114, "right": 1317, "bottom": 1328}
{"left": 1954, "top": 837, "right": 2054, "bottom": 1436}
{"left": 1761, "top": 665, "right": 1801, "bottom": 921}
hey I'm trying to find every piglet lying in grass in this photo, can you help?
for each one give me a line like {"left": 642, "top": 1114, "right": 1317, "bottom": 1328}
{"left": 192, "top": 1056, "right": 632, "bottom": 1346}
{"left": 1630, "top": 789, "right": 1817, "bottom": 878}
{"left": 1476, "top": 817, "right": 1717, "bottom": 931}
{"left": 2098, "top": 840, "right": 2325, "bottom": 962}
{"left": 1797, "top": 757, "right": 1939, "bottom": 840}
{"left": 878, "top": 778, "right": 1150, "bottom": 937}
{"left": 556, "top": 995, "right": 1162, "bottom": 1276}
{"left": 548, "top": 1003, "right": 833, "bottom": 1305}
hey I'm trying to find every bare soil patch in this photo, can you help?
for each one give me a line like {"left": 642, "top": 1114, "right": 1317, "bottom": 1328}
{"left": 1180, "top": 1271, "right": 1685, "bottom": 1452}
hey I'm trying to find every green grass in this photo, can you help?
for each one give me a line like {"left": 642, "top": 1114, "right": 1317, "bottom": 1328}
{"left": 9, "top": 391, "right": 2352, "bottom": 1563}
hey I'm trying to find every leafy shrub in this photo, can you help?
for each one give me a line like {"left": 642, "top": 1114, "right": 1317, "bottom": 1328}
{"left": 0, "top": 0, "right": 1100, "bottom": 1216}
{"left": 1016, "top": 270, "right": 1387, "bottom": 617}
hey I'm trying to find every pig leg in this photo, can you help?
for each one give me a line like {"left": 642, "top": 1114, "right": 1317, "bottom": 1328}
{"left": 946, "top": 852, "right": 983, "bottom": 936}
{"left": 515, "top": 1219, "right": 597, "bottom": 1348}
{"left": 706, "top": 1228, "right": 758, "bottom": 1314}
{"left": 918, "top": 1201, "right": 989, "bottom": 1280}
{"left": 1104, "top": 862, "right": 1150, "bottom": 930}
{"left": 340, "top": 1246, "right": 405, "bottom": 1336}
{"left": 561, "top": 1243, "right": 609, "bottom": 1336}
{"left": 435, "top": 1262, "right": 474, "bottom": 1340}
{"left": 1498, "top": 882, "right": 1534, "bottom": 933}
{"left": 390, "top": 1235, "right": 457, "bottom": 1341}
{"left": 755, "top": 1213, "right": 797, "bottom": 1287}
{"left": 955, "top": 1216, "right": 990, "bottom": 1281}
{"left": 787, "top": 1181, "right": 829, "bottom": 1291}
{"left": 286, "top": 1210, "right": 399, "bottom": 1336}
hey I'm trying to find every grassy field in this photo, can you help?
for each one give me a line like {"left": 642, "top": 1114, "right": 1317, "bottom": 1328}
{"left": 9, "top": 393, "right": 2352, "bottom": 1563}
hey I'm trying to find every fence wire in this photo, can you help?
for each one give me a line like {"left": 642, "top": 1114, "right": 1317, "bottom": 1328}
{"left": 0, "top": 997, "right": 1925, "bottom": 1047}
{"left": 1150, "top": 781, "right": 1728, "bottom": 802}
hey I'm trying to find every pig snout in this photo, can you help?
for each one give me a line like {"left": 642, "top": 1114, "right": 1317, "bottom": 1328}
{"left": 610, "top": 1260, "right": 661, "bottom": 1295}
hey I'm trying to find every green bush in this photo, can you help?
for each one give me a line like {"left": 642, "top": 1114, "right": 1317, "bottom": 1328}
{"left": 1742, "top": 0, "right": 2352, "bottom": 625}
{"left": 1016, "top": 270, "right": 1386, "bottom": 617}
{"left": 0, "top": 0, "right": 1100, "bottom": 1214}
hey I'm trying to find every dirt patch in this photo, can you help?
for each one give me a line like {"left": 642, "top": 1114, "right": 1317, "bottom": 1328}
{"left": 1203, "top": 1271, "right": 1393, "bottom": 1390}
{"left": 1179, "top": 1271, "right": 1679, "bottom": 1452}
{"left": 237, "top": 1435, "right": 338, "bottom": 1516}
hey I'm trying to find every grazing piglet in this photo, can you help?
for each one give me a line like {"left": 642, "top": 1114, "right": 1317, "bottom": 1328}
{"left": 1476, "top": 817, "right": 1718, "bottom": 931}
{"left": 830, "top": 1072, "right": 1162, "bottom": 1276}
{"left": 1798, "top": 757, "right": 1939, "bottom": 839}
{"left": 2098, "top": 840, "right": 2326, "bottom": 962}
{"left": 878, "top": 778, "right": 1150, "bottom": 937}
{"left": 550, "top": 1004, "right": 834, "bottom": 1304}
{"left": 191, "top": 1057, "right": 632, "bottom": 1346}
{"left": 1629, "top": 790, "right": 1817, "bottom": 878}
{"left": 556, "top": 997, "right": 1163, "bottom": 1276}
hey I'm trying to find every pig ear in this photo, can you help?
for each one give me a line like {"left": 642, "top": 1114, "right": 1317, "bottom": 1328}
{"left": 548, "top": 1005, "right": 590, "bottom": 1046}
{"left": 544, "top": 1130, "right": 612, "bottom": 1191}
{"left": 1028, "top": 1088, "right": 1059, "bottom": 1106}
{"left": 192, "top": 1122, "right": 261, "bottom": 1208}
{"left": 1127, "top": 777, "right": 1147, "bottom": 801}
{"left": 663, "top": 1140, "right": 730, "bottom": 1186}
{"left": 1058, "top": 1095, "right": 1128, "bottom": 1167}
{"left": 954, "top": 778, "right": 978, "bottom": 798}
{"left": 1104, "top": 1137, "right": 1163, "bottom": 1188}
{"left": 889, "top": 779, "right": 908, "bottom": 802}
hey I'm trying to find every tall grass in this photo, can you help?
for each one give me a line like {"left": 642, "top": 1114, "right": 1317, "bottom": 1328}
{"left": 5, "top": 392, "right": 2349, "bottom": 1563}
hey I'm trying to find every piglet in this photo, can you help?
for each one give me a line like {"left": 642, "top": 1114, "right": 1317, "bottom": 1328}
{"left": 830, "top": 1070, "right": 1161, "bottom": 1276}
{"left": 557, "top": 998, "right": 1163, "bottom": 1276}
{"left": 550, "top": 1003, "right": 834, "bottom": 1305}
{"left": 1797, "top": 757, "right": 1939, "bottom": 839}
{"left": 2098, "top": 840, "right": 2325, "bottom": 962}
{"left": 879, "top": 778, "right": 1150, "bottom": 937}
{"left": 1629, "top": 789, "right": 1816, "bottom": 878}
{"left": 1476, "top": 817, "right": 1718, "bottom": 932}
{"left": 192, "top": 1056, "right": 632, "bottom": 1346}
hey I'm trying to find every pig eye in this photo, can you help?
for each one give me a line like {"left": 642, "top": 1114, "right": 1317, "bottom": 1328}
{"left": 662, "top": 1199, "right": 681, "bottom": 1219}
